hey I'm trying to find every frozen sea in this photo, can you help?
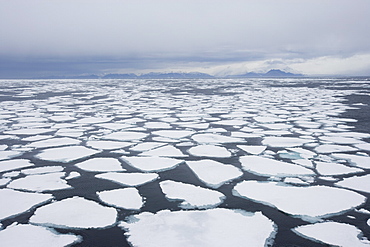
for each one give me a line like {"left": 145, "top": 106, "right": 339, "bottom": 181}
{"left": 0, "top": 78, "right": 370, "bottom": 246}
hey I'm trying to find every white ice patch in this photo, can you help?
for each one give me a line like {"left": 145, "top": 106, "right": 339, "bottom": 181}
{"left": 22, "top": 135, "right": 53, "bottom": 142}
{"left": 4, "top": 128, "right": 54, "bottom": 136}
{"left": 186, "top": 160, "right": 243, "bottom": 188}
{"left": 159, "top": 180, "right": 225, "bottom": 209}
{"left": 335, "top": 174, "right": 370, "bottom": 193}
{"left": 96, "top": 123, "right": 131, "bottom": 130}
{"left": 237, "top": 145, "right": 266, "bottom": 155}
{"left": 315, "top": 161, "right": 363, "bottom": 176}
{"left": 286, "top": 147, "right": 316, "bottom": 159}
{"left": 0, "top": 189, "right": 53, "bottom": 220}
{"left": 262, "top": 137, "right": 313, "bottom": 147}
{"left": 314, "top": 144, "right": 358, "bottom": 153}
{"left": 7, "top": 172, "right": 71, "bottom": 192}
{"left": 233, "top": 181, "right": 366, "bottom": 220}
{"left": 65, "top": 171, "right": 81, "bottom": 180}
{"left": 21, "top": 166, "right": 64, "bottom": 175}
{"left": 240, "top": 156, "right": 315, "bottom": 177}
{"left": 102, "top": 131, "right": 148, "bottom": 141}
{"left": 120, "top": 208, "right": 275, "bottom": 247}
{"left": 55, "top": 128, "right": 84, "bottom": 137}
{"left": 144, "top": 122, "right": 172, "bottom": 129}
{"left": 139, "top": 145, "right": 186, "bottom": 157}
{"left": 26, "top": 137, "right": 81, "bottom": 148}
{"left": 0, "top": 223, "right": 82, "bottom": 247}
{"left": 86, "top": 140, "right": 132, "bottom": 150}
{"left": 121, "top": 156, "right": 183, "bottom": 172}
{"left": 49, "top": 115, "right": 77, "bottom": 122}
{"left": 293, "top": 221, "right": 370, "bottom": 247}
{"left": 130, "top": 142, "right": 166, "bottom": 152}
{"left": 319, "top": 136, "right": 365, "bottom": 144}
{"left": 97, "top": 188, "right": 144, "bottom": 210}
{"left": 212, "top": 119, "right": 248, "bottom": 126}
{"left": 0, "top": 178, "right": 11, "bottom": 186}
{"left": 355, "top": 143, "right": 370, "bottom": 151}
{"left": 152, "top": 130, "right": 194, "bottom": 139}
{"left": 254, "top": 116, "right": 282, "bottom": 123}
{"left": 0, "top": 150, "right": 23, "bottom": 160}
{"left": 331, "top": 153, "right": 370, "bottom": 169}
{"left": 75, "top": 117, "right": 113, "bottom": 124}
{"left": 0, "top": 159, "right": 34, "bottom": 173}
{"left": 188, "top": 145, "right": 232, "bottom": 158}
{"left": 96, "top": 172, "right": 158, "bottom": 186}
{"left": 29, "top": 196, "right": 117, "bottom": 229}
{"left": 36, "top": 146, "right": 100, "bottom": 163}
{"left": 191, "top": 133, "right": 245, "bottom": 144}
{"left": 75, "top": 158, "right": 125, "bottom": 172}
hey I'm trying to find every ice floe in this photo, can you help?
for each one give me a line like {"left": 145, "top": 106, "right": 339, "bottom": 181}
{"left": 29, "top": 196, "right": 117, "bottom": 229}
{"left": 152, "top": 130, "right": 194, "bottom": 139}
{"left": 75, "top": 117, "right": 113, "bottom": 124}
{"left": 335, "top": 174, "right": 370, "bottom": 193}
{"left": 314, "top": 144, "right": 358, "bottom": 153}
{"left": 237, "top": 145, "right": 267, "bottom": 155}
{"left": 139, "top": 145, "right": 186, "bottom": 157}
{"left": 120, "top": 208, "right": 276, "bottom": 247}
{"left": 315, "top": 161, "right": 363, "bottom": 176}
{"left": 75, "top": 158, "right": 125, "bottom": 172}
{"left": 240, "top": 156, "right": 315, "bottom": 177}
{"left": 21, "top": 166, "right": 64, "bottom": 175}
{"left": 102, "top": 131, "right": 148, "bottom": 141}
{"left": 0, "top": 159, "right": 34, "bottom": 173}
{"left": 0, "top": 223, "right": 82, "bottom": 247}
{"left": 160, "top": 180, "right": 225, "bottom": 209}
{"left": 26, "top": 137, "right": 81, "bottom": 148}
{"left": 86, "top": 140, "right": 132, "bottom": 150}
{"left": 186, "top": 160, "right": 243, "bottom": 188}
{"left": 0, "top": 150, "right": 23, "bottom": 160}
{"left": 188, "top": 145, "right": 232, "bottom": 158}
{"left": 95, "top": 172, "right": 159, "bottom": 186}
{"left": 7, "top": 172, "right": 71, "bottom": 192}
{"left": 0, "top": 178, "right": 11, "bottom": 186}
{"left": 293, "top": 221, "right": 370, "bottom": 247}
{"left": 121, "top": 156, "right": 183, "bottom": 172}
{"left": 36, "top": 146, "right": 100, "bottom": 162}
{"left": 0, "top": 189, "right": 53, "bottom": 220}
{"left": 97, "top": 187, "right": 144, "bottom": 210}
{"left": 262, "top": 137, "right": 313, "bottom": 147}
{"left": 331, "top": 153, "right": 370, "bottom": 169}
{"left": 191, "top": 133, "right": 245, "bottom": 144}
{"left": 130, "top": 142, "right": 166, "bottom": 152}
{"left": 233, "top": 181, "right": 366, "bottom": 220}
{"left": 4, "top": 128, "right": 54, "bottom": 136}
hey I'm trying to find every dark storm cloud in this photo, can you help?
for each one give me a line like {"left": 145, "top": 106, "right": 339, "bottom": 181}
{"left": 1, "top": 0, "right": 370, "bottom": 77}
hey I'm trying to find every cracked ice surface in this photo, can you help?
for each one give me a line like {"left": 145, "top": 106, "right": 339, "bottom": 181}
{"left": 233, "top": 181, "right": 366, "bottom": 220}
{"left": 29, "top": 197, "right": 117, "bottom": 229}
{"left": 35, "top": 146, "right": 100, "bottom": 162}
{"left": 120, "top": 156, "right": 183, "bottom": 172}
{"left": 0, "top": 224, "right": 82, "bottom": 247}
{"left": 293, "top": 222, "right": 370, "bottom": 247}
{"left": 97, "top": 188, "right": 144, "bottom": 210}
{"left": 119, "top": 208, "right": 276, "bottom": 247}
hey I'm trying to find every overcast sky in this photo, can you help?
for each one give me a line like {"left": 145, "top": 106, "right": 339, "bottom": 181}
{"left": 1, "top": 0, "right": 370, "bottom": 78}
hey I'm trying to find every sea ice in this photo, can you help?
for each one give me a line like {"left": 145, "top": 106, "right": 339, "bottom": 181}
{"left": 0, "top": 150, "right": 23, "bottom": 160}
{"left": 0, "top": 159, "right": 34, "bottom": 173}
{"left": 331, "top": 153, "right": 370, "bottom": 169}
{"left": 129, "top": 142, "right": 166, "bottom": 152}
{"left": 36, "top": 146, "right": 100, "bottom": 162}
{"left": 86, "top": 140, "right": 132, "bottom": 150}
{"left": 65, "top": 171, "right": 81, "bottom": 180}
{"left": 335, "top": 174, "right": 370, "bottom": 193}
{"left": 191, "top": 133, "right": 244, "bottom": 144}
{"left": 75, "top": 117, "right": 113, "bottom": 124}
{"left": 139, "top": 145, "right": 186, "bottom": 157}
{"left": 186, "top": 160, "right": 243, "bottom": 188}
{"left": 0, "top": 178, "right": 11, "bottom": 186}
{"left": 233, "top": 181, "right": 366, "bottom": 220}
{"left": 240, "top": 156, "right": 315, "bottom": 177}
{"left": 152, "top": 130, "right": 194, "bottom": 139}
{"left": 75, "top": 158, "right": 125, "bottom": 172}
{"left": 119, "top": 208, "right": 276, "bottom": 247}
{"left": 319, "top": 136, "right": 365, "bottom": 144}
{"left": 159, "top": 180, "right": 225, "bottom": 209}
{"left": 315, "top": 161, "right": 363, "bottom": 176}
{"left": 21, "top": 166, "right": 64, "bottom": 175}
{"left": 29, "top": 196, "right": 117, "bottom": 229}
{"left": 212, "top": 119, "right": 248, "bottom": 126}
{"left": 95, "top": 172, "right": 159, "bottom": 186}
{"left": 4, "top": 128, "right": 54, "bottom": 136}
{"left": 0, "top": 223, "right": 82, "bottom": 247}
{"left": 188, "top": 145, "right": 232, "bottom": 158}
{"left": 314, "top": 144, "right": 358, "bottom": 153}
{"left": 237, "top": 145, "right": 267, "bottom": 155}
{"left": 7, "top": 172, "right": 71, "bottom": 192}
{"left": 144, "top": 122, "right": 172, "bottom": 129}
{"left": 48, "top": 115, "right": 77, "bottom": 122}
{"left": 120, "top": 156, "right": 183, "bottom": 172}
{"left": 97, "top": 187, "right": 144, "bottom": 210}
{"left": 262, "top": 137, "right": 313, "bottom": 147}
{"left": 26, "top": 137, "right": 81, "bottom": 148}
{"left": 293, "top": 221, "right": 370, "bottom": 247}
{"left": 0, "top": 189, "right": 53, "bottom": 220}
{"left": 102, "top": 131, "right": 148, "bottom": 141}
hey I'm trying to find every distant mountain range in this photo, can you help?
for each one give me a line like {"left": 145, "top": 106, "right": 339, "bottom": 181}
{"left": 35, "top": 69, "right": 303, "bottom": 79}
